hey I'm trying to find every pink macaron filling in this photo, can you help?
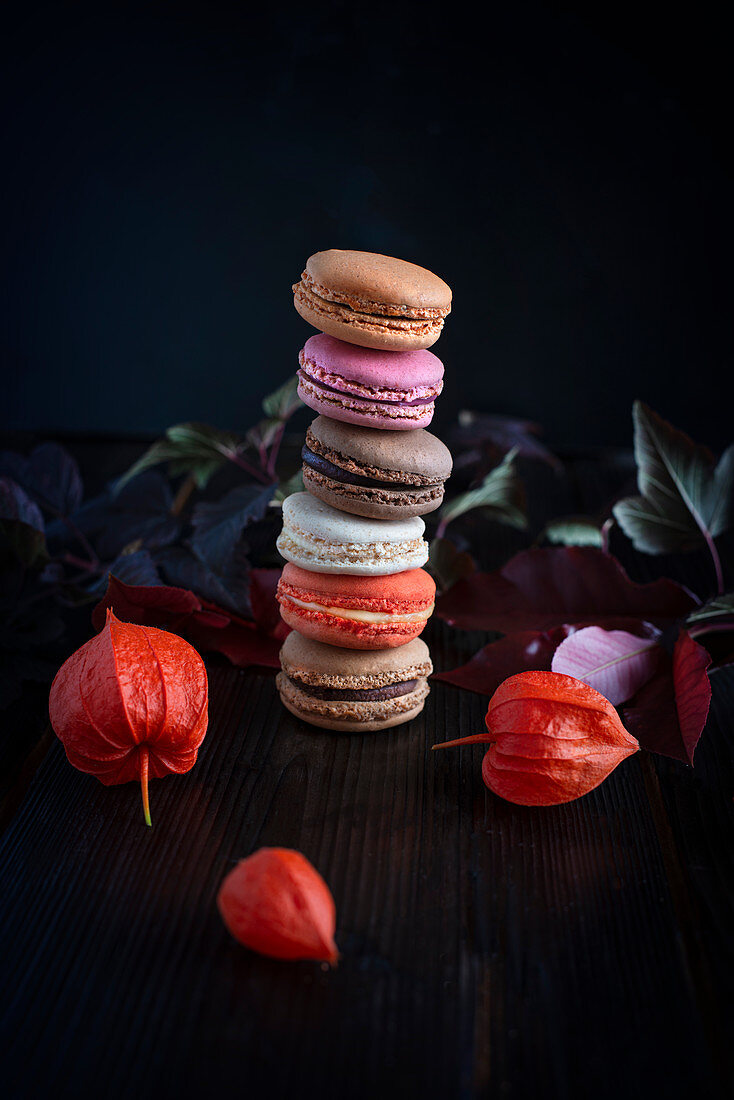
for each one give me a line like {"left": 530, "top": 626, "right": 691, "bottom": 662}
{"left": 297, "top": 362, "right": 442, "bottom": 407}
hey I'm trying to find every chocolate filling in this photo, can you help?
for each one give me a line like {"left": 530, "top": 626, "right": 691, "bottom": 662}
{"left": 298, "top": 369, "right": 437, "bottom": 407}
{"left": 302, "top": 445, "right": 431, "bottom": 491}
{"left": 290, "top": 676, "right": 418, "bottom": 702}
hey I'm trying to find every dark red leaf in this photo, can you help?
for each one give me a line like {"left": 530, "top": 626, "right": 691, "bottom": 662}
{"left": 250, "top": 567, "right": 290, "bottom": 641}
{"left": 435, "top": 547, "right": 697, "bottom": 633}
{"left": 92, "top": 574, "right": 287, "bottom": 670}
{"left": 92, "top": 576, "right": 202, "bottom": 633}
{"left": 434, "top": 627, "right": 573, "bottom": 695}
{"left": 622, "top": 629, "right": 712, "bottom": 765}
{"left": 187, "top": 617, "right": 282, "bottom": 669}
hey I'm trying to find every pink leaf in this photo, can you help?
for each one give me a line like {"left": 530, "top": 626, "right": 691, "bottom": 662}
{"left": 551, "top": 626, "right": 662, "bottom": 705}
{"left": 623, "top": 629, "right": 712, "bottom": 765}
{"left": 435, "top": 546, "right": 697, "bottom": 633}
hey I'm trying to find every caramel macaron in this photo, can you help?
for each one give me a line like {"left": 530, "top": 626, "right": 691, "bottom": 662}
{"left": 302, "top": 415, "right": 452, "bottom": 519}
{"left": 293, "top": 249, "right": 452, "bottom": 351}
{"left": 277, "top": 632, "right": 432, "bottom": 732}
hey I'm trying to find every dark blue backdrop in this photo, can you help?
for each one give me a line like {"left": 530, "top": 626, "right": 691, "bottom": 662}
{"left": 3, "top": 0, "right": 732, "bottom": 449}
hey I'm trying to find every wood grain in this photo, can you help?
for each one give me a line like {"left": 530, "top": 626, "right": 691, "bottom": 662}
{"left": 0, "top": 449, "right": 732, "bottom": 1100}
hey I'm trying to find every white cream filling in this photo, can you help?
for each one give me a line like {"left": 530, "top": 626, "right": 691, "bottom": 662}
{"left": 285, "top": 595, "right": 434, "bottom": 624}
{"left": 278, "top": 527, "right": 427, "bottom": 565}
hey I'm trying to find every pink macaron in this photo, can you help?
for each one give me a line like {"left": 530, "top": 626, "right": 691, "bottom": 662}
{"left": 297, "top": 334, "right": 444, "bottom": 431}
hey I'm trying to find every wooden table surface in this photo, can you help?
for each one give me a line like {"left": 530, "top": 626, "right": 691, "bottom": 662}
{"left": 1, "top": 440, "right": 733, "bottom": 1100}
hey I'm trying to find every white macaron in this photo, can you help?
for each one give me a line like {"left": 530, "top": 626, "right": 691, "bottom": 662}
{"left": 277, "top": 492, "right": 428, "bottom": 575}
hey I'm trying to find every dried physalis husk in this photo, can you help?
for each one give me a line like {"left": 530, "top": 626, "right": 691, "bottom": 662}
{"left": 49, "top": 610, "right": 208, "bottom": 825}
{"left": 218, "top": 848, "right": 339, "bottom": 965}
{"left": 434, "top": 670, "right": 639, "bottom": 805}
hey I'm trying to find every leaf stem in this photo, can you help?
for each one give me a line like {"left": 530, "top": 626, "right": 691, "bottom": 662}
{"left": 704, "top": 531, "right": 725, "bottom": 595}
{"left": 54, "top": 511, "right": 100, "bottom": 568}
{"left": 600, "top": 518, "right": 614, "bottom": 556}
{"left": 170, "top": 474, "right": 197, "bottom": 517}
{"left": 227, "top": 451, "right": 274, "bottom": 485}
{"left": 266, "top": 422, "right": 287, "bottom": 478}
{"left": 688, "top": 621, "right": 734, "bottom": 640}
{"left": 62, "top": 551, "right": 99, "bottom": 574}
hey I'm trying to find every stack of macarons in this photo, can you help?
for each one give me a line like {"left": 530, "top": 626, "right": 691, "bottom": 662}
{"left": 276, "top": 249, "right": 453, "bottom": 733}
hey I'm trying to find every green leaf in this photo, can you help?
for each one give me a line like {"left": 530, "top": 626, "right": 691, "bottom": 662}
{"left": 542, "top": 516, "right": 604, "bottom": 547}
{"left": 687, "top": 593, "right": 734, "bottom": 626}
{"left": 273, "top": 469, "right": 304, "bottom": 503}
{"left": 116, "top": 422, "right": 244, "bottom": 491}
{"left": 613, "top": 402, "right": 734, "bottom": 554}
{"left": 262, "top": 376, "right": 302, "bottom": 420}
{"left": 438, "top": 448, "right": 527, "bottom": 530}
{"left": 427, "top": 537, "right": 476, "bottom": 593}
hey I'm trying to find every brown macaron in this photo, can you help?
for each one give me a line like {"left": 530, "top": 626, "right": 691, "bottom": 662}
{"left": 277, "top": 633, "right": 432, "bottom": 732}
{"left": 293, "top": 249, "right": 452, "bottom": 351}
{"left": 302, "top": 415, "right": 452, "bottom": 520}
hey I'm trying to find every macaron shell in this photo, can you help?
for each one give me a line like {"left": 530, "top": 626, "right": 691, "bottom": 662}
{"left": 277, "top": 672, "right": 430, "bottom": 732}
{"left": 301, "top": 335, "right": 444, "bottom": 392}
{"left": 279, "top": 631, "right": 432, "bottom": 682}
{"left": 278, "top": 603, "right": 430, "bottom": 649}
{"left": 307, "top": 413, "right": 451, "bottom": 476}
{"left": 303, "top": 472, "right": 444, "bottom": 519}
{"left": 304, "top": 250, "right": 452, "bottom": 312}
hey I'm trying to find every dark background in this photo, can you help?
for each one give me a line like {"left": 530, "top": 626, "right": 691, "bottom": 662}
{"left": 2, "top": 0, "right": 732, "bottom": 450}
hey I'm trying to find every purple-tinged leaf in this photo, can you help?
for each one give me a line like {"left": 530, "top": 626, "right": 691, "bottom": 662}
{"left": 436, "top": 546, "right": 697, "bottom": 632}
{"left": 452, "top": 411, "right": 561, "bottom": 469}
{"left": 613, "top": 402, "right": 734, "bottom": 555}
{"left": 0, "top": 443, "right": 83, "bottom": 516}
{"left": 623, "top": 629, "right": 712, "bottom": 765}
{"left": 434, "top": 627, "right": 573, "bottom": 695}
{"left": 0, "top": 477, "right": 44, "bottom": 532}
{"left": 157, "top": 544, "right": 252, "bottom": 619}
{"left": 104, "top": 549, "right": 162, "bottom": 587}
{"left": 551, "top": 626, "right": 661, "bottom": 705}
{"left": 49, "top": 472, "right": 180, "bottom": 561}
{"left": 94, "top": 472, "right": 181, "bottom": 559}
{"left": 191, "top": 482, "right": 275, "bottom": 572}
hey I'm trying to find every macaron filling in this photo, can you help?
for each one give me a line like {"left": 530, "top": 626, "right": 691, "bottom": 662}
{"left": 286, "top": 677, "right": 418, "bottom": 702}
{"left": 298, "top": 355, "right": 443, "bottom": 406}
{"left": 302, "top": 445, "right": 438, "bottom": 492}
{"left": 281, "top": 593, "right": 434, "bottom": 625}
{"left": 277, "top": 528, "right": 427, "bottom": 571}
{"left": 277, "top": 671, "right": 431, "bottom": 725}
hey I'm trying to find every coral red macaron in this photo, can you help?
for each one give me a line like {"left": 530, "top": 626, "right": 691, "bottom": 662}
{"left": 276, "top": 563, "right": 436, "bottom": 650}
